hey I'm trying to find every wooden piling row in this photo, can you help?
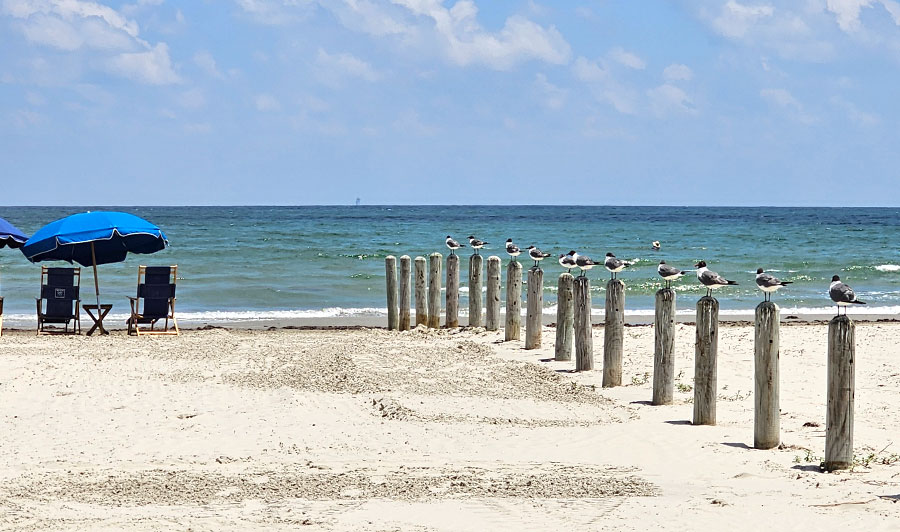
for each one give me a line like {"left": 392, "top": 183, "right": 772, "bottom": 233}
{"left": 825, "top": 315, "right": 854, "bottom": 471}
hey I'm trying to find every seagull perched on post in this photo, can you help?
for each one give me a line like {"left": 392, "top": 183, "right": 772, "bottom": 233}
{"left": 604, "top": 252, "right": 630, "bottom": 280}
{"left": 756, "top": 268, "right": 792, "bottom": 302}
{"left": 574, "top": 252, "right": 599, "bottom": 278}
{"left": 829, "top": 275, "right": 866, "bottom": 315}
{"left": 505, "top": 239, "right": 520, "bottom": 261}
{"left": 694, "top": 260, "right": 738, "bottom": 297}
{"left": 445, "top": 236, "right": 462, "bottom": 255}
{"left": 468, "top": 235, "right": 487, "bottom": 255}
{"left": 527, "top": 245, "right": 551, "bottom": 268}
{"left": 559, "top": 252, "right": 576, "bottom": 273}
{"left": 657, "top": 261, "right": 687, "bottom": 289}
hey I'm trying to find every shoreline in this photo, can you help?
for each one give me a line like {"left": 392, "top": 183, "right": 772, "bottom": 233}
{"left": 3, "top": 311, "right": 899, "bottom": 332}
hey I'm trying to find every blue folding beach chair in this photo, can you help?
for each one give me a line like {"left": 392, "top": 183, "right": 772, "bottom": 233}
{"left": 127, "top": 265, "right": 179, "bottom": 336}
{"left": 36, "top": 266, "right": 81, "bottom": 335}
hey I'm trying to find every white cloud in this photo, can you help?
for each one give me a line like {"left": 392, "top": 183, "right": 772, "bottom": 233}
{"left": 315, "top": 48, "right": 380, "bottom": 85}
{"left": 194, "top": 50, "right": 224, "bottom": 79}
{"left": 255, "top": 93, "right": 281, "bottom": 111}
{"left": 178, "top": 87, "right": 206, "bottom": 109}
{"left": 234, "top": 0, "right": 315, "bottom": 25}
{"left": 830, "top": 95, "right": 880, "bottom": 125}
{"left": 534, "top": 73, "right": 566, "bottom": 109}
{"left": 4, "top": 0, "right": 180, "bottom": 84}
{"left": 608, "top": 47, "right": 645, "bottom": 69}
{"left": 390, "top": 0, "right": 571, "bottom": 69}
{"left": 647, "top": 84, "right": 695, "bottom": 116}
{"left": 711, "top": 0, "right": 774, "bottom": 38}
{"left": 696, "top": 0, "right": 834, "bottom": 61}
{"left": 572, "top": 56, "right": 607, "bottom": 82}
{"left": 106, "top": 42, "right": 180, "bottom": 85}
{"left": 571, "top": 56, "right": 636, "bottom": 114}
{"left": 760, "top": 87, "right": 799, "bottom": 107}
{"left": 663, "top": 63, "right": 693, "bottom": 81}
{"left": 760, "top": 88, "right": 817, "bottom": 123}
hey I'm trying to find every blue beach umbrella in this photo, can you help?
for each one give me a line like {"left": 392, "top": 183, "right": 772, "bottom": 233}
{"left": 22, "top": 211, "right": 169, "bottom": 309}
{"left": 0, "top": 217, "right": 27, "bottom": 249}
{"left": 0, "top": 216, "right": 28, "bottom": 297}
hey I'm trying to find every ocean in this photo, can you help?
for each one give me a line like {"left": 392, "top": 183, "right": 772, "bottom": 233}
{"left": 1, "top": 206, "right": 898, "bottom": 325}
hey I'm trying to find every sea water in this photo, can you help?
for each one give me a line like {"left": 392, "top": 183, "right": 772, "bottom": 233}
{"left": 0, "top": 206, "right": 898, "bottom": 324}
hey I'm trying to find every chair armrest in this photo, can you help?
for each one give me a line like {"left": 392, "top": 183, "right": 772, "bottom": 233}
{"left": 127, "top": 296, "right": 138, "bottom": 301}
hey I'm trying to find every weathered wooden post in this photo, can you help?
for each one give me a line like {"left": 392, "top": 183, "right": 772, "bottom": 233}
{"left": 825, "top": 315, "right": 855, "bottom": 471}
{"left": 525, "top": 267, "right": 543, "bottom": 349}
{"left": 399, "top": 255, "right": 411, "bottom": 331}
{"left": 604, "top": 279, "right": 625, "bottom": 387}
{"left": 555, "top": 272, "right": 574, "bottom": 361}
{"left": 414, "top": 256, "right": 427, "bottom": 326}
{"left": 427, "top": 253, "right": 442, "bottom": 329}
{"left": 505, "top": 261, "right": 522, "bottom": 341}
{"left": 385, "top": 255, "right": 398, "bottom": 330}
{"left": 485, "top": 256, "right": 501, "bottom": 331}
{"left": 652, "top": 288, "right": 676, "bottom": 405}
{"left": 693, "top": 296, "right": 718, "bottom": 425}
{"left": 754, "top": 301, "right": 780, "bottom": 449}
{"left": 574, "top": 276, "right": 593, "bottom": 371}
{"left": 469, "top": 254, "right": 484, "bottom": 327}
{"left": 446, "top": 253, "right": 460, "bottom": 328}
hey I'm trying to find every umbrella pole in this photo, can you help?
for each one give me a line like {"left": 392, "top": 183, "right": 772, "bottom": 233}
{"left": 91, "top": 242, "right": 101, "bottom": 309}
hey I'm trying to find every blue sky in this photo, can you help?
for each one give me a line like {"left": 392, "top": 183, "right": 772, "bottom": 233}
{"left": 1, "top": 0, "right": 898, "bottom": 206}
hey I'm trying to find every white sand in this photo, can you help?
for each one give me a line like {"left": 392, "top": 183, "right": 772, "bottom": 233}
{"left": 0, "top": 322, "right": 898, "bottom": 530}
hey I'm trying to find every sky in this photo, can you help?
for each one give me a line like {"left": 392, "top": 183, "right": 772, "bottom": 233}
{"left": 1, "top": 0, "right": 899, "bottom": 206}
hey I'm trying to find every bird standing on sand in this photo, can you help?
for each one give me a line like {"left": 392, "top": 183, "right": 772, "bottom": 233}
{"left": 559, "top": 252, "right": 576, "bottom": 273}
{"left": 505, "top": 239, "right": 520, "bottom": 261}
{"left": 574, "top": 252, "right": 599, "bottom": 277}
{"left": 468, "top": 235, "right": 487, "bottom": 255}
{"left": 604, "top": 252, "right": 629, "bottom": 280}
{"left": 829, "top": 275, "right": 866, "bottom": 315}
{"left": 756, "top": 268, "right": 792, "bottom": 302}
{"left": 527, "top": 245, "right": 551, "bottom": 268}
{"left": 657, "top": 261, "right": 687, "bottom": 289}
{"left": 694, "top": 261, "right": 739, "bottom": 297}
{"left": 445, "top": 236, "right": 462, "bottom": 255}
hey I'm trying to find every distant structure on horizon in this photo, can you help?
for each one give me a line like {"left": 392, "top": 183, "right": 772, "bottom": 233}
{"left": 355, "top": 197, "right": 361, "bottom": 206}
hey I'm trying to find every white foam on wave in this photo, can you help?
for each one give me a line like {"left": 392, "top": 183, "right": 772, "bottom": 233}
{"left": 876, "top": 264, "right": 900, "bottom": 272}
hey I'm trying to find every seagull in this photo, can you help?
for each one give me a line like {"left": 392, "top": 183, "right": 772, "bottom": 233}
{"left": 527, "top": 245, "right": 551, "bottom": 268}
{"left": 505, "top": 239, "right": 521, "bottom": 261}
{"left": 694, "top": 260, "right": 739, "bottom": 297}
{"left": 445, "top": 236, "right": 462, "bottom": 255}
{"left": 574, "top": 252, "right": 600, "bottom": 277}
{"left": 829, "top": 275, "right": 866, "bottom": 315}
{"left": 657, "top": 260, "right": 687, "bottom": 289}
{"left": 756, "top": 268, "right": 792, "bottom": 302}
{"left": 468, "top": 235, "right": 487, "bottom": 255}
{"left": 559, "top": 252, "right": 576, "bottom": 273}
{"left": 604, "top": 252, "right": 630, "bottom": 280}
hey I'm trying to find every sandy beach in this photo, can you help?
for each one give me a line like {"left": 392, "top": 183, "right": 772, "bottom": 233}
{"left": 1, "top": 321, "right": 899, "bottom": 530}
